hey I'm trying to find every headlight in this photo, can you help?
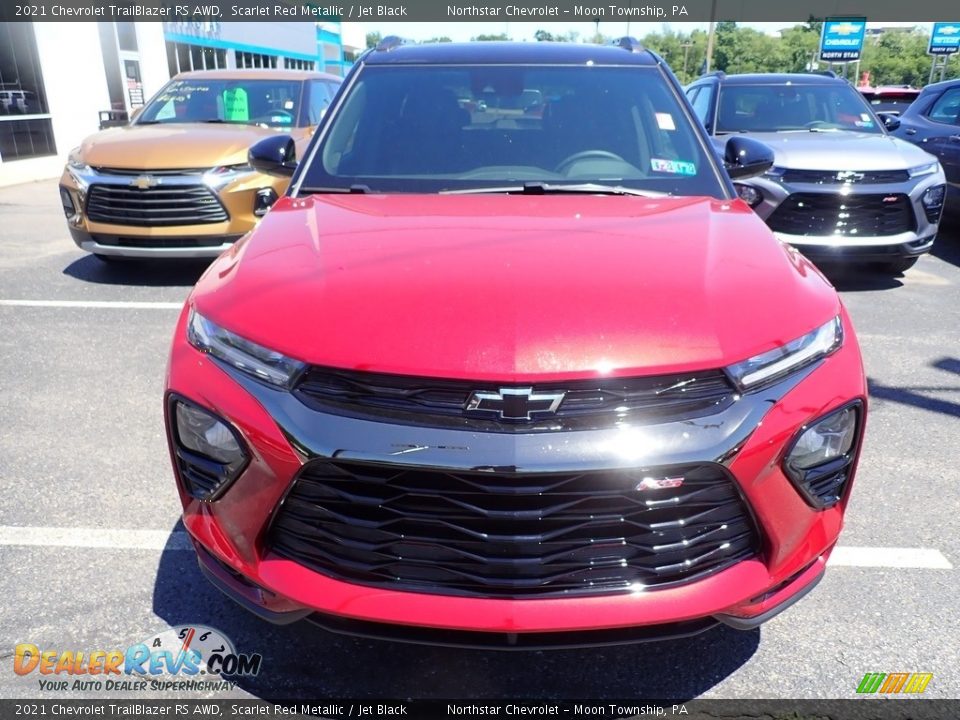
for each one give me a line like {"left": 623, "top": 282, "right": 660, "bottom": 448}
{"left": 170, "top": 396, "right": 249, "bottom": 500}
{"left": 203, "top": 163, "right": 255, "bottom": 189}
{"left": 66, "top": 147, "right": 92, "bottom": 190}
{"left": 727, "top": 317, "right": 843, "bottom": 390}
{"left": 67, "top": 147, "right": 88, "bottom": 171}
{"left": 908, "top": 162, "right": 940, "bottom": 178}
{"left": 175, "top": 401, "right": 243, "bottom": 465}
{"left": 783, "top": 401, "right": 863, "bottom": 509}
{"left": 734, "top": 183, "right": 763, "bottom": 208}
{"left": 787, "top": 405, "right": 858, "bottom": 471}
{"left": 187, "top": 309, "right": 305, "bottom": 389}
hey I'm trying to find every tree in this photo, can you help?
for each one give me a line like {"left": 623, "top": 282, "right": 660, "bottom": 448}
{"left": 423, "top": 36, "right": 452, "bottom": 43}
{"left": 472, "top": 33, "right": 510, "bottom": 42}
{"left": 365, "top": 32, "right": 381, "bottom": 49}
{"left": 534, "top": 29, "right": 555, "bottom": 42}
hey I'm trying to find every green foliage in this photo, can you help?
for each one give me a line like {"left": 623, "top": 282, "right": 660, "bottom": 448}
{"left": 365, "top": 31, "right": 381, "bottom": 49}
{"left": 472, "top": 33, "right": 511, "bottom": 42}
{"left": 640, "top": 23, "right": 960, "bottom": 86}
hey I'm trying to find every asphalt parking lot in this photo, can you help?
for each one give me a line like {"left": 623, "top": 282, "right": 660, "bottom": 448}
{"left": 1, "top": 178, "right": 958, "bottom": 701}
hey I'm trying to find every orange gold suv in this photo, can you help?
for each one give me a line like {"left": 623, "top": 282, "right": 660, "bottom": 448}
{"left": 59, "top": 69, "right": 341, "bottom": 261}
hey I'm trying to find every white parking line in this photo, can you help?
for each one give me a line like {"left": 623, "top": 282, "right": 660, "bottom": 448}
{"left": 0, "top": 299, "right": 182, "bottom": 309}
{"left": 0, "top": 526, "right": 192, "bottom": 551}
{"left": 827, "top": 546, "right": 953, "bottom": 569}
{"left": 0, "top": 526, "right": 953, "bottom": 569}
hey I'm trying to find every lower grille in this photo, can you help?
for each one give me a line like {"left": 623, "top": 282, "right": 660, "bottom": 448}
{"left": 767, "top": 192, "right": 914, "bottom": 237}
{"left": 86, "top": 184, "right": 228, "bottom": 226}
{"left": 268, "top": 460, "right": 760, "bottom": 598}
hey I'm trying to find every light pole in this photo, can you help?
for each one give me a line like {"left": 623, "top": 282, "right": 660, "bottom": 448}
{"left": 704, "top": 0, "right": 718, "bottom": 73}
{"left": 681, "top": 41, "right": 693, "bottom": 80}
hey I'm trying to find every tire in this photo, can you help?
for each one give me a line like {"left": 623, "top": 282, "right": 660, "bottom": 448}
{"left": 878, "top": 257, "right": 918, "bottom": 275}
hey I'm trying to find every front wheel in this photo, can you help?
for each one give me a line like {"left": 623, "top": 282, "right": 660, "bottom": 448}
{"left": 878, "top": 257, "right": 918, "bottom": 275}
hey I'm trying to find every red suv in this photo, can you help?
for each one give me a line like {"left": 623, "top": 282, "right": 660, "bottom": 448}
{"left": 164, "top": 39, "right": 867, "bottom": 647}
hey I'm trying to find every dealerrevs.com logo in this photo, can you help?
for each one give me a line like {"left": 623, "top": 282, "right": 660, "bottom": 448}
{"left": 14, "top": 625, "right": 262, "bottom": 692}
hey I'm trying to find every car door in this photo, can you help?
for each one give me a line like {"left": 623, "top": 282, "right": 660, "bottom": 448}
{"left": 901, "top": 86, "right": 960, "bottom": 197}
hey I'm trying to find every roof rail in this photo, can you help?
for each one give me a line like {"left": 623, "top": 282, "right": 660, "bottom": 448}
{"left": 610, "top": 36, "right": 644, "bottom": 53}
{"left": 701, "top": 70, "right": 725, "bottom": 78}
{"left": 375, "top": 36, "right": 409, "bottom": 52}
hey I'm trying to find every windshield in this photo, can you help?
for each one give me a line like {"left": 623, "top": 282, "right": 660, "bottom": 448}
{"left": 137, "top": 78, "right": 304, "bottom": 128}
{"left": 716, "top": 83, "right": 882, "bottom": 134}
{"left": 301, "top": 65, "right": 725, "bottom": 197}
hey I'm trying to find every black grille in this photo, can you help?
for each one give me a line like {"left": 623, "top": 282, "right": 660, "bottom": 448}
{"left": 781, "top": 169, "right": 910, "bottom": 185}
{"left": 767, "top": 192, "right": 914, "bottom": 237}
{"left": 267, "top": 461, "right": 760, "bottom": 598}
{"left": 86, "top": 184, "right": 228, "bottom": 226}
{"left": 292, "top": 368, "right": 737, "bottom": 432}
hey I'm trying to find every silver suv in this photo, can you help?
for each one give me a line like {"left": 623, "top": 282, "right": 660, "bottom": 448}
{"left": 686, "top": 72, "right": 947, "bottom": 274}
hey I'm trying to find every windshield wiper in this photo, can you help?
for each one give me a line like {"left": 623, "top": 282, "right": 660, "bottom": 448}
{"left": 298, "top": 184, "right": 373, "bottom": 194}
{"left": 441, "top": 182, "right": 666, "bottom": 197}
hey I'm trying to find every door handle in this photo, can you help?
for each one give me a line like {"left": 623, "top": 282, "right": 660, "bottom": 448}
{"left": 950, "top": 135, "right": 960, "bottom": 142}
{"left": 905, "top": 128, "right": 917, "bottom": 135}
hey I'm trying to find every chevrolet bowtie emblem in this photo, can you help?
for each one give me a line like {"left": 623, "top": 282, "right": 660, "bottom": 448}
{"left": 130, "top": 175, "right": 159, "bottom": 190}
{"left": 466, "top": 387, "right": 566, "bottom": 420}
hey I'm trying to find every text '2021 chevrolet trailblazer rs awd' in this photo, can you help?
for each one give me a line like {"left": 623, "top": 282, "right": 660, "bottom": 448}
{"left": 164, "top": 39, "right": 868, "bottom": 648}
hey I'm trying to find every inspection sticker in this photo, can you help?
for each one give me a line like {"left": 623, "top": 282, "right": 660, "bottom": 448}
{"left": 651, "top": 158, "right": 696, "bottom": 175}
{"left": 655, "top": 112, "right": 676, "bottom": 131}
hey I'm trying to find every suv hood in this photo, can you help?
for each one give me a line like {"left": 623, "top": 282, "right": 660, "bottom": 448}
{"left": 727, "top": 131, "right": 936, "bottom": 171}
{"left": 77, "top": 123, "right": 284, "bottom": 169}
{"left": 191, "top": 194, "right": 840, "bottom": 381}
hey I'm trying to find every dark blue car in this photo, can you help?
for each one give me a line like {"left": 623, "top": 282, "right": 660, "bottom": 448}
{"left": 892, "top": 79, "right": 960, "bottom": 214}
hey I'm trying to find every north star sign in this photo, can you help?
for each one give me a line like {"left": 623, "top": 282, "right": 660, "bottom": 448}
{"left": 820, "top": 18, "right": 867, "bottom": 62}
{"left": 929, "top": 22, "right": 960, "bottom": 55}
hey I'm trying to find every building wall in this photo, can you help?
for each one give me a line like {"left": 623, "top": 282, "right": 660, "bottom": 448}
{"left": 0, "top": 21, "right": 167, "bottom": 187}
{"left": 0, "top": 21, "right": 346, "bottom": 187}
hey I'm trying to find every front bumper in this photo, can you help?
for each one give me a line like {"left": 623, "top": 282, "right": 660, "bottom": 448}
{"left": 59, "top": 166, "right": 285, "bottom": 259}
{"left": 165, "top": 307, "right": 867, "bottom": 643}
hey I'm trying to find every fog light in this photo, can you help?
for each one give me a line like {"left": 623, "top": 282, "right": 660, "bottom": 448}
{"left": 254, "top": 188, "right": 278, "bottom": 217}
{"left": 921, "top": 184, "right": 946, "bottom": 223}
{"left": 171, "top": 398, "right": 248, "bottom": 500}
{"left": 784, "top": 401, "right": 862, "bottom": 508}
{"left": 734, "top": 183, "right": 763, "bottom": 208}
{"left": 59, "top": 187, "right": 76, "bottom": 218}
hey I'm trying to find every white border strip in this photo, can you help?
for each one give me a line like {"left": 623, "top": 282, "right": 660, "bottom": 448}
{"left": 0, "top": 526, "right": 191, "bottom": 551}
{"left": 828, "top": 546, "right": 953, "bottom": 569}
{"left": 0, "top": 527, "right": 952, "bottom": 569}
{"left": 0, "top": 299, "right": 182, "bottom": 310}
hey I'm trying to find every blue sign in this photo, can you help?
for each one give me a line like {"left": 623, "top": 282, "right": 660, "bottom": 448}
{"left": 929, "top": 22, "right": 960, "bottom": 55}
{"left": 820, "top": 18, "right": 867, "bottom": 62}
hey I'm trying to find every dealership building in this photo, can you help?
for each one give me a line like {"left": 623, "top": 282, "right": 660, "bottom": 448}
{"left": 0, "top": 21, "right": 360, "bottom": 186}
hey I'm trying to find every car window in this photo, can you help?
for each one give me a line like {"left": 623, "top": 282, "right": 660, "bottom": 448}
{"left": 717, "top": 83, "right": 881, "bottom": 134}
{"left": 928, "top": 88, "right": 960, "bottom": 126}
{"left": 690, "top": 86, "right": 713, "bottom": 126}
{"left": 138, "top": 78, "right": 303, "bottom": 128}
{"left": 305, "top": 64, "right": 725, "bottom": 198}
{"left": 307, "top": 80, "right": 339, "bottom": 125}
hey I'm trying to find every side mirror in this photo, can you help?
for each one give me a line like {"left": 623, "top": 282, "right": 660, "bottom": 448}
{"left": 876, "top": 112, "right": 901, "bottom": 132}
{"left": 249, "top": 135, "right": 297, "bottom": 177}
{"left": 724, "top": 136, "right": 774, "bottom": 180}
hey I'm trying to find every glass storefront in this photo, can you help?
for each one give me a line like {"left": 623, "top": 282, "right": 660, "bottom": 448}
{"left": 0, "top": 23, "right": 56, "bottom": 161}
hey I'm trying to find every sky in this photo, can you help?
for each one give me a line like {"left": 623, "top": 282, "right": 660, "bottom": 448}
{"left": 346, "top": 21, "right": 932, "bottom": 45}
